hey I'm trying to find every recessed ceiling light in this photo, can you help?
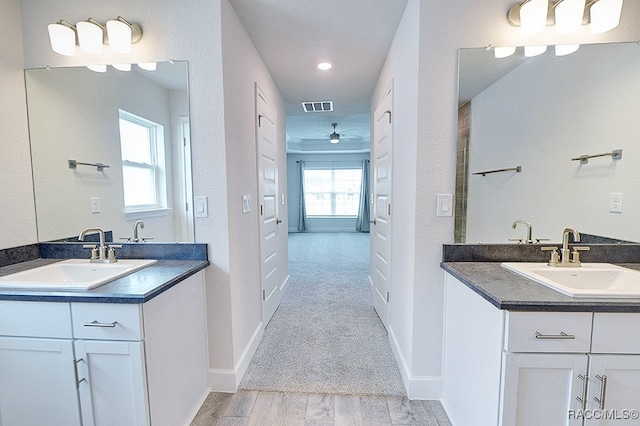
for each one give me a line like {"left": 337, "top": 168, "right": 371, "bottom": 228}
{"left": 317, "top": 62, "right": 332, "bottom": 71}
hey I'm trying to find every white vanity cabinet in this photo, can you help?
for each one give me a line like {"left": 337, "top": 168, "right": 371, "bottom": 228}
{"left": 0, "top": 301, "right": 80, "bottom": 426}
{"left": 0, "top": 270, "right": 208, "bottom": 426}
{"left": 443, "top": 273, "right": 640, "bottom": 426}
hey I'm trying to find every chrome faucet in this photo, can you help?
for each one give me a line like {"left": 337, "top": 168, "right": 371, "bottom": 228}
{"left": 511, "top": 220, "right": 533, "bottom": 244}
{"left": 561, "top": 227, "right": 579, "bottom": 264}
{"left": 79, "top": 227, "right": 120, "bottom": 263}
{"left": 133, "top": 221, "right": 144, "bottom": 242}
{"left": 541, "top": 227, "right": 590, "bottom": 267}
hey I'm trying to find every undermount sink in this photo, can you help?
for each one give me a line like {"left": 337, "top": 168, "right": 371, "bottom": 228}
{"left": 0, "top": 259, "right": 157, "bottom": 290}
{"left": 501, "top": 262, "right": 640, "bottom": 298}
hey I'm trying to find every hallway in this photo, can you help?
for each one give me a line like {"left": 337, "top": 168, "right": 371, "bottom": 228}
{"left": 191, "top": 232, "right": 452, "bottom": 425}
{"left": 239, "top": 232, "right": 404, "bottom": 395}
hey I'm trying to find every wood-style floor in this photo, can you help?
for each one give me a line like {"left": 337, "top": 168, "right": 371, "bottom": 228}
{"left": 191, "top": 390, "right": 452, "bottom": 425}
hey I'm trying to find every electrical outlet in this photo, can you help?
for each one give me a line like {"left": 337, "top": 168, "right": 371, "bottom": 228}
{"left": 90, "top": 197, "right": 101, "bottom": 214}
{"left": 610, "top": 192, "right": 623, "bottom": 213}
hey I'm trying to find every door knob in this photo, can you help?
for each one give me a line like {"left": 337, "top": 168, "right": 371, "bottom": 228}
{"left": 276, "top": 219, "right": 282, "bottom": 224}
{"left": 369, "top": 219, "right": 377, "bottom": 225}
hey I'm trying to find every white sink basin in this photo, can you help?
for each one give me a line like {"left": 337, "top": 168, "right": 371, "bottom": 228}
{"left": 0, "top": 259, "right": 157, "bottom": 290}
{"left": 501, "top": 262, "right": 640, "bottom": 298}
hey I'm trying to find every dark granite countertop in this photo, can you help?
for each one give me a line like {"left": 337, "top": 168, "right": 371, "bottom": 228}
{"left": 441, "top": 261, "right": 640, "bottom": 312}
{"left": 0, "top": 258, "right": 209, "bottom": 303}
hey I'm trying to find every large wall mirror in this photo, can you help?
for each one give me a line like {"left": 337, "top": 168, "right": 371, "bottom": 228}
{"left": 456, "top": 42, "right": 640, "bottom": 244}
{"left": 25, "top": 61, "right": 194, "bottom": 243}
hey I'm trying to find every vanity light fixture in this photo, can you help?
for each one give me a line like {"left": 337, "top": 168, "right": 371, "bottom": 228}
{"left": 47, "top": 20, "right": 77, "bottom": 56}
{"left": 513, "top": 0, "right": 550, "bottom": 35}
{"left": 112, "top": 63, "right": 132, "bottom": 72}
{"left": 76, "top": 19, "right": 104, "bottom": 54}
{"left": 554, "top": 0, "right": 587, "bottom": 34}
{"left": 589, "top": 0, "right": 624, "bottom": 33}
{"left": 106, "top": 17, "right": 142, "bottom": 53}
{"left": 507, "top": 0, "right": 623, "bottom": 34}
{"left": 555, "top": 44, "right": 580, "bottom": 55}
{"left": 48, "top": 16, "right": 142, "bottom": 56}
{"left": 138, "top": 62, "right": 157, "bottom": 71}
{"left": 524, "top": 45, "right": 548, "bottom": 56}
{"left": 87, "top": 64, "right": 107, "bottom": 73}
{"left": 494, "top": 46, "right": 517, "bottom": 58}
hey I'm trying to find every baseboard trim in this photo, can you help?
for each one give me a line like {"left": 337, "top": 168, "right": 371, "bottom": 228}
{"left": 388, "top": 325, "right": 443, "bottom": 400}
{"left": 207, "top": 322, "right": 264, "bottom": 392}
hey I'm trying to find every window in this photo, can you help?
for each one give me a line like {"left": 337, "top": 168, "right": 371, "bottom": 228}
{"left": 304, "top": 168, "right": 362, "bottom": 216}
{"left": 118, "top": 110, "right": 166, "bottom": 211}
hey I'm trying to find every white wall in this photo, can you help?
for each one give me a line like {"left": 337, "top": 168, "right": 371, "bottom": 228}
{"left": 219, "top": 0, "right": 288, "bottom": 389}
{"left": 26, "top": 67, "right": 180, "bottom": 242}
{"left": 287, "top": 152, "right": 370, "bottom": 233}
{"left": 375, "top": 0, "right": 640, "bottom": 399}
{"left": 371, "top": 0, "right": 422, "bottom": 397}
{"left": 467, "top": 43, "right": 640, "bottom": 244}
{"left": 0, "top": 0, "right": 37, "bottom": 249}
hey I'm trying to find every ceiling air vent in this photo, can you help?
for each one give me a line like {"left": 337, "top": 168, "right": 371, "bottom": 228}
{"left": 302, "top": 100, "right": 333, "bottom": 112}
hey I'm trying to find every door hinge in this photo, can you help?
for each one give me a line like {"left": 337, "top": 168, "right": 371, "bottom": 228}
{"left": 183, "top": 137, "right": 187, "bottom": 147}
{"left": 386, "top": 292, "right": 390, "bottom": 303}
{"left": 258, "top": 114, "right": 264, "bottom": 127}
{"left": 260, "top": 204, "right": 264, "bottom": 215}
{"left": 388, "top": 204, "right": 391, "bottom": 216}
{"left": 262, "top": 289, "right": 266, "bottom": 301}
{"left": 185, "top": 202, "right": 189, "bottom": 212}
{"left": 385, "top": 109, "right": 392, "bottom": 124}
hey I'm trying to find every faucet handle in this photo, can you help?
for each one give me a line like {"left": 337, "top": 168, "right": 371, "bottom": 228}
{"left": 82, "top": 244, "right": 99, "bottom": 260}
{"left": 541, "top": 246, "right": 560, "bottom": 266}
{"left": 107, "top": 245, "right": 123, "bottom": 263}
{"left": 571, "top": 246, "right": 590, "bottom": 265}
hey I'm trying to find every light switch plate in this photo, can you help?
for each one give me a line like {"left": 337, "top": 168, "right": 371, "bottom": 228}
{"left": 437, "top": 194, "right": 453, "bottom": 217}
{"left": 194, "top": 196, "right": 208, "bottom": 218}
{"left": 242, "top": 195, "right": 251, "bottom": 213}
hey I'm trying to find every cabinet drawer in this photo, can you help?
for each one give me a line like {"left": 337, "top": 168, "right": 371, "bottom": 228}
{"left": 72, "top": 303, "right": 143, "bottom": 341}
{"left": 592, "top": 313, "right": 640, "bottom": 353}
{"left": 505, "top": 311, "right": 592, "bottom": 353}
{"left": 0, "top": 301, "right": 72, "bottom": 338}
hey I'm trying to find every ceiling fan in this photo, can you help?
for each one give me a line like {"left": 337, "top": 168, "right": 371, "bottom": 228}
{"left": 329, "top": 122, "right": 340, "bottom": 144}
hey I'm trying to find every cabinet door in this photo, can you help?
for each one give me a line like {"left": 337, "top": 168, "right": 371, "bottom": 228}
{"left": 75, "top": 340, "right": 149, "bottom": 426}
{"left": 586, "top": 355, "right": 640, "bottom": 426}
{"left": 0, "top": 337, "right": 81, "bottom": 426}
{"left": 501, "top": 352, "right": 588, "bottom": 426}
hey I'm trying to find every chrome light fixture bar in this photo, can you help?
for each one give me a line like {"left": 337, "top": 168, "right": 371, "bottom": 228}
{"left": 507, "top": 0, "right": 624, "bottom": 34}
{"left": 48, "top": 16, "right": 142, "bottom": 56}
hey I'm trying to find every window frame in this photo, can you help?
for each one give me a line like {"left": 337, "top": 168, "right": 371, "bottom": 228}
{"left": 303, "top": 166, "right": 362, "bottom": 218}
{"left": 118, "top": 110, "right": 167, "bottom": 215}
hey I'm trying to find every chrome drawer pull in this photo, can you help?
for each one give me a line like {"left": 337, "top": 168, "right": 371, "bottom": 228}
{"left": 576, "top": 374, "right": 588, "bottom": 410}
{"left": 535, "top": 331, "right": 575, "bottom": 340}
{"left": 594, "top": 374, "right": 608, "bottom": 409}
{"left": 84, "top": 320, "right": 118, "bottom": 328}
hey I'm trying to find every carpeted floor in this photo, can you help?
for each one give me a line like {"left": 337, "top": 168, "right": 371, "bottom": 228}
{"left": 238, "top": 232, "right": 406, "bottom": 397}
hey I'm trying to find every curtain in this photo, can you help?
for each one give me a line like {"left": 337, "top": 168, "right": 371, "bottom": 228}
{"left": 355, "top": 160, "right": 370, "bottom": 232}
{"left": 297, "top": 161, "right": 308, "bottom": 231}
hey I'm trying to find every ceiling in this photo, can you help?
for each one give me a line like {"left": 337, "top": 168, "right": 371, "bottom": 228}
{"left": 227, "top": 0, "right": 409, "bottom": 153}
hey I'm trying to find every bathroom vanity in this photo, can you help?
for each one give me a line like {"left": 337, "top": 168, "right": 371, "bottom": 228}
{"left": 0, "top": 253, "right": 209, "bottom": 426}
{"left": 441, "top": 245, "right": 640, "bottom": 426}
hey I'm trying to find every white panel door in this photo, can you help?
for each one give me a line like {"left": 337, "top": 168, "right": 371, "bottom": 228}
{"left": 586, "top": 355, "right": 640, "bottom": 426}
{"left": 500, "top": 352, "right": 588, "bottom": 426}
{"left": 75, "top": 340, "right": 149, "bottom": 426}
{"left": 370, "top": 82, "right": 393, "bottom": 328}
{"left": 256, "top": 86, "right": 282, "bottom": 325}
{"left": 0, "top": 337, "right": 81, "bottom": 426}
